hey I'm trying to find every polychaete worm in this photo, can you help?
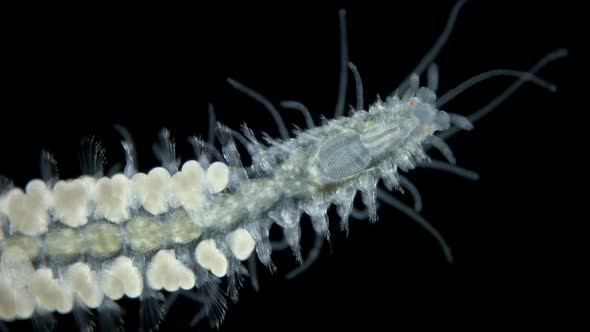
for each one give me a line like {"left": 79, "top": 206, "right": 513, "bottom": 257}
{"left": 0, "top": 1, "right": 567, "bottom": 331}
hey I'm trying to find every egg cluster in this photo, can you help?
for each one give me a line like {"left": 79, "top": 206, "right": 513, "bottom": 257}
{"left": 0, "top": 160, "right": 257, "bottom": 320}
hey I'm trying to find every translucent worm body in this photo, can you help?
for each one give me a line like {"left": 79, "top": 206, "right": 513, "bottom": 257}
{"left": 0, "top": 1, "right": 567, "bottom": 331}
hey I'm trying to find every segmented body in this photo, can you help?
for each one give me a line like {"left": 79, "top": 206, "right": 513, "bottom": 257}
{"left": 0, "top": 77, "right": 447, "bottom": 318}
{"left": 0, "top": 1, "right": 566, "bottom": 331}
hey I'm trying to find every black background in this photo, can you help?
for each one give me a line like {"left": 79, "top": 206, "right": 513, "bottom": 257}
{"left": 0, "top": 0, "right": 586, "bottom": 331}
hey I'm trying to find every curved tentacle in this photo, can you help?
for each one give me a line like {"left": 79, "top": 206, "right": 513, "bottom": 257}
{"left": 436, "top": 69, "right": 556, "bottom": 108}
{"left": 394, "top": 0, "right": 468, "bottom": 95}
{"left": 437, "top": 48, "right": 568, "bottom": 142}
{"left": 334, "top": 9, "right": 349, "bottom": 118}
{"left": 279, "top": 100, "right": 315, "bottom": 129}
{"left": 247, "top": 256, "right": 260, "bottom": 292}
{"left": 417, "top": 159, "right": 479, "bottom": 181}
{"left": 227, "top": 78, "right": 290, "bottom": 140}
{"left": 377, "top": 188, "right": 453, "bottom": 263}
{"left": 398, "top": 175, "right": 423, "bottom": 212}
{"left": 285, "top": 233, "right": 325, "bottom": 280}
{"left": 427, "top": 62, "right": 439, "bottom": 93}
{"left": 348, "top": 61, "right": 364, "bottom": 111}
{"left": 426, "top": 135, "right": 456, "bottom": 165}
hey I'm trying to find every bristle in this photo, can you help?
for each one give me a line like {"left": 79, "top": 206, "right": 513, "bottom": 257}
{"left": 139, "top": 290, "right": 165, "bottom": 332}
{"left": 152, "top": 128, "right": 179, "bottom": 173}
{"left": 40, "top": 150, "right": 59, "bottom": 187}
